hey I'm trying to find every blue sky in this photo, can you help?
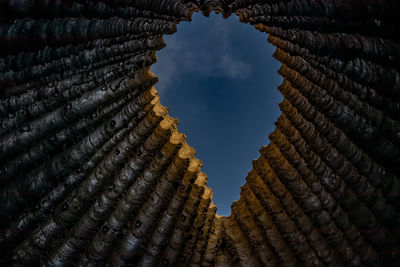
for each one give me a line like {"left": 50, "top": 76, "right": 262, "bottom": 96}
{"left": 151, "top": 12, "right": 283, "bottom": 216}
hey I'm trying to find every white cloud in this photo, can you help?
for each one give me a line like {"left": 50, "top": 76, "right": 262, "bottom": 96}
{"left": 150, "top": 15, "right": 253, "bottom": 93}
{"left": 150, "top": 36, "right": 182, "bottom": 92}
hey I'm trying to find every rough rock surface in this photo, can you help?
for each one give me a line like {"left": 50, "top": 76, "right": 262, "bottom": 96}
{"left": 0, "top": 0, "right": 399, "bottom": 266}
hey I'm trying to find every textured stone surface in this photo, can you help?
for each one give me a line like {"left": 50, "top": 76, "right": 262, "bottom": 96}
{"left": 0, "top": 0, "right": 399, "bottom": 266}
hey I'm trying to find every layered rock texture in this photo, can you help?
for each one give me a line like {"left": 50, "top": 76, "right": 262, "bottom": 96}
{"left": 0, "top": 0, "right": 399, "bottom": 266}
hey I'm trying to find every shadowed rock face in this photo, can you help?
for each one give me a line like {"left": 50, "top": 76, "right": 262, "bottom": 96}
{"left": 0, "top": 0, "right": 399, "bottom": 266}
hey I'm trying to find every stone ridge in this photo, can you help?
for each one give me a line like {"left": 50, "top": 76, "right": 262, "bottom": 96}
{"left": 0, "top": 0, "right": 399, "bottom": 266}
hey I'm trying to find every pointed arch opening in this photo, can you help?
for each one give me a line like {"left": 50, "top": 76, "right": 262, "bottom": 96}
{"left": 151, "top": 11, "right": 283, "bottom": 215}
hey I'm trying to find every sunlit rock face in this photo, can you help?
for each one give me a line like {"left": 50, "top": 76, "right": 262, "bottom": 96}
{"left": 0, "top": 0, "right": 399, "bottom": 266}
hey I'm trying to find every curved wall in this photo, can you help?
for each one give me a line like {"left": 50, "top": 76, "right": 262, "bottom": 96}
{"left": 0, "top": 0, "right": 399, "bottom": 266}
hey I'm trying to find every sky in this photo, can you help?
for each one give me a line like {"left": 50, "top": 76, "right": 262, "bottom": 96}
{"left": 150, "top": 12, "right": 283, "bottom": 216}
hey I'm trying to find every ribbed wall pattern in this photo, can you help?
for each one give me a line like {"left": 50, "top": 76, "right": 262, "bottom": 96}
{"left": 0, "top": 0, "right": 399, "bottom": 266}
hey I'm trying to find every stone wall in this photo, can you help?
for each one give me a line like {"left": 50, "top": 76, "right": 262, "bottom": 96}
{"left": 0, "top": 0, "right": 399, "bottom": 266}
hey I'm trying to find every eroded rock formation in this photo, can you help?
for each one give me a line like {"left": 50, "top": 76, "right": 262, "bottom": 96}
{"left": 0, "top": 0, "right": 399, "bottom": 266}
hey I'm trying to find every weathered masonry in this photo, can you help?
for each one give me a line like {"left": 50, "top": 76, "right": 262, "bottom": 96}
{"left": 0, "top": 0, "right": 399, "bottom": 266}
